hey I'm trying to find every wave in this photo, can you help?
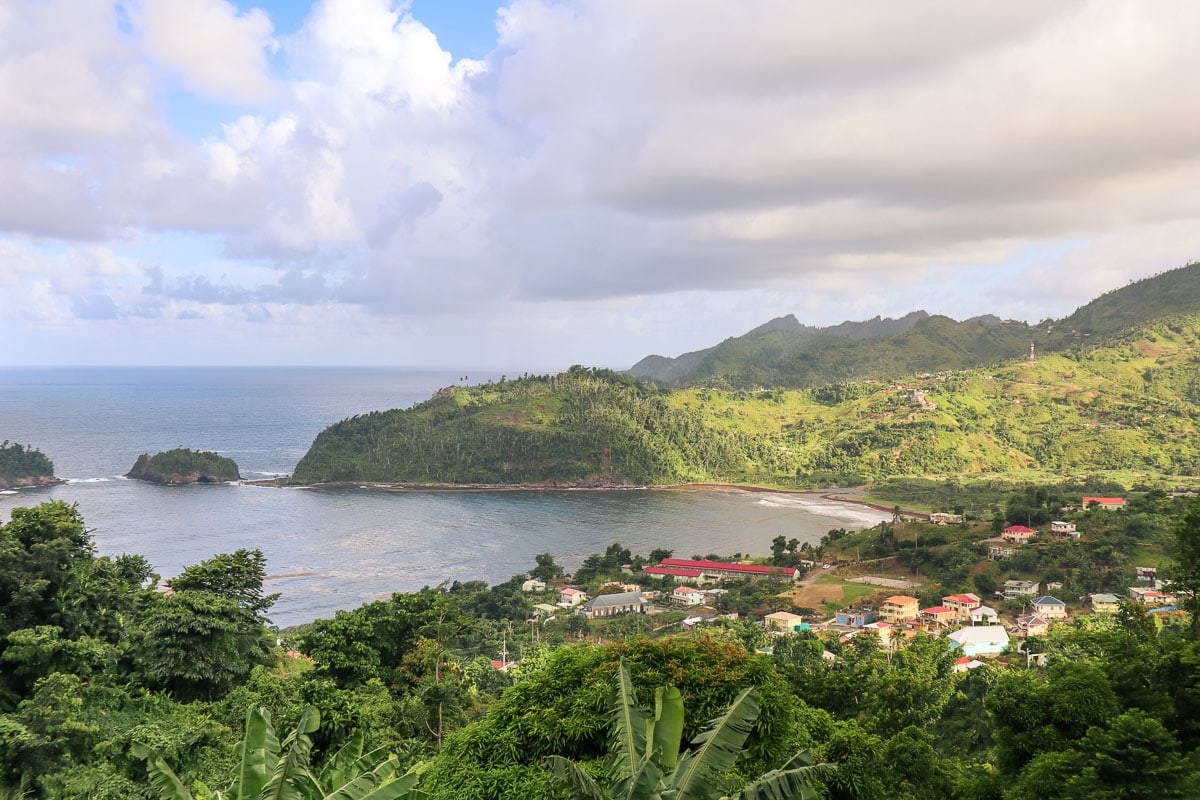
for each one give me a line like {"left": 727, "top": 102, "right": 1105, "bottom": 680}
{"left": 64, "top": 477, "right": 112, "bottom": 484}
{"left": 754, "top": 494, "right": 891, "bottom": 525}
{"left": 0, "top": 490, "right": 16, "bottom": 495}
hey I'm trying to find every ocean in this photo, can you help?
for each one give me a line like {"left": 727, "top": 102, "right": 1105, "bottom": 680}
{"left": 0, "top": 367, "right": 891, "bottom": 626}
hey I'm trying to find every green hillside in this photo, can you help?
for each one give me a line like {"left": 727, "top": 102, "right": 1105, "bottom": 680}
{"left": 631, "top": 262, "right": 1200, "bottom": 389}
{"left": 292, "top": 315, "right": 1200, "bottom": 487}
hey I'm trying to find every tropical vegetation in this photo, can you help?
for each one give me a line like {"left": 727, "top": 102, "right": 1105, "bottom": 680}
{"left": 2, "top": 497, "right": 1200, "bottom": 798}
{"left": 127, "top": 448, "right": 241, "bottom": 485}
{"left": 0, "top": 441, "right": 56, "bottom": 490}
{"left": 292, "top": 313, "right": 1200, "bottom": 488}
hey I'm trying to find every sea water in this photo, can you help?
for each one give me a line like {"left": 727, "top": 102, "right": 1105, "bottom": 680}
{"left": 0, "top": 367, "right": 890, "bottom": 626}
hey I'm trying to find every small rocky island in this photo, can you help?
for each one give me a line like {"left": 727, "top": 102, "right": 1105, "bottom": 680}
{"left": 126, "top": 448, "right": 240, "bottom": 486}
{"left": 0, "top": 441, "right": 61, "bottom": 490}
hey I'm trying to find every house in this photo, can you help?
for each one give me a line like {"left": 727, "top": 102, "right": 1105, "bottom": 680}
{"left": 532, "top": 603, "right": 560, "bottom": 618}
{"left": 1032, "top": 596, "right": 1067, "bottom": 619}
{"left": 920, "top": 606, "right": 957, "bottom": 629}
{"left": 1016, "top": 614, "right": 1049, "bottom": 636}
{"left": 578, "top": 591, "right": 647, "bottom": 619}
{"left": 862, "top": 621, "right": 894, "bottom": 645}
{"left": 1050, "top": 521, "right": 1080, "bottom": 539}
{"left": 672, "top": 586, "right": 705, "bottom": 606}
{"left": 947, "top": 625, "right": 1010, "bottom": 657}
{"left": 1090, "top": 593, "right": 1120, "bottom": 613}
{"left": 1002, "top": 525, "right": 1037, "bottom": 544}
{"left": 1129, "top": 586, "right": 1176, "bottom": 606}
{"left": 559, "top": 588, "right": 588, "bottom": 606}
{"left": 953, "top": 656, "right": 985, "bottom": 673}
{"left": 490, "top": 660, "right": 516, "bottom": 672}
{"left": 930, "top": 512, "right": 964, "bottom": 525}
{"left": 942, "top": 593, "right": 983, "bottom": 620}
{"left": 522, "top": 579, "right": 547, "bottom": 593}
{"left": 879, "top": 595, "right": 920, "bottom": 623}
{"left": 1003, "top": 579, "right": 1040, "bottom": 599}
{"left": 764, "top": 611, "right": 806, "bottom": 634}
{"left": 835, "top": 607, "right": 877, "bottom": 628}
{"left": 1135, "top": 566, "right": 1158, "bottom": 581}
{"left": 655, "top": 558, "right": 800, "bottom": 582}
{"left": 1046, "top": 581, "right": 1064, "bottom": 592}
{"left": 988, "top": 545, "right": 1017, "bottom": 561}
{"left": 970, "top": 606, "right": 999, "bottom": 625}
{"left": 1083, "top": 496, "right": 1125, "bottom": 510}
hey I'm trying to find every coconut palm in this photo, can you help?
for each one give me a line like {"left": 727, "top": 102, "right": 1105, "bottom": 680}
{"left": 546, "top": 663, "right": 831, "bottom": 800}
{"left": 133, "top": 706, "right": 426, "bottom": 800}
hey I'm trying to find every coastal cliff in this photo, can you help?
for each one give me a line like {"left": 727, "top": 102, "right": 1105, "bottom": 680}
{"left": 126, "top": 448, "right": 240, "bottom": 486}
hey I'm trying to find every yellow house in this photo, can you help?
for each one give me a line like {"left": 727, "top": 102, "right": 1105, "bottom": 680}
{"left": 764, "top": 611, "right": 805, "bottom": 634}
{"left": 879, "top": 595, "right": 920, "bottom": 623}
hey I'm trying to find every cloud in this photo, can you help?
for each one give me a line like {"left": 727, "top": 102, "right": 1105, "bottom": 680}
{"left": 131, "top": 0, "right": 277, "bottom": 104}
{"left": 4, "top": 0, "right": 1200, "bottom": 367}
{"left": 71, "top": 293, "right": 119, "bottom": 320}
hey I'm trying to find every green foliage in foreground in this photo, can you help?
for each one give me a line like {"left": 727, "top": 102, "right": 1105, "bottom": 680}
{"left": 292, "top": 316, "right": 1200, "bottom": 487}
{"left": 135, "top": 705, "right": 426, "bottom": 800}
{"left": 545, "top": 662, "right": 831, "bottom": 800}
{"left": 0, "top": 441, "right": 55, "bottom": 487}
{"left": 127, "top": 448, "right": 241, "bottom": 484}
{"left": 5, "top": 500, "right": 1200, "bottom": 799}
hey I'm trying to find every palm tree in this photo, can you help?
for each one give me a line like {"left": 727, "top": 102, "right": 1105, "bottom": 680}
{"left": 546, "top": 663, "right": 832, "bottom": 800}
{"left": 133, "top": 706, "right": 426, "bottom": 800}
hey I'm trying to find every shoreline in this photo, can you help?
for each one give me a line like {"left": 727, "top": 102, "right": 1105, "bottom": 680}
{"left": 246, "top": 477, "right": 920, "bottom": 517}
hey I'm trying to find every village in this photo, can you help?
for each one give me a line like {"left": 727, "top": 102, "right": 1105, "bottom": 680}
{"left": 510, "top": 492, "right": 1191, "bottom": 672}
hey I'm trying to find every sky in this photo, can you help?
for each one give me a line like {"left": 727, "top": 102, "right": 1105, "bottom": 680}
{"left": 2, "top": 1, "right": 1200, "bottom": 369}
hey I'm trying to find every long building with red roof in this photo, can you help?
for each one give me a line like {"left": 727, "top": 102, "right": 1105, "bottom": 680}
{"left": 654, "top": 558, "right": 799, "bottom": 582}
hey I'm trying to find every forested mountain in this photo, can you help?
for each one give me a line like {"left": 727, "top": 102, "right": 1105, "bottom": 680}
{"left": 629, "top": 262, "right": 1200, "bottom": 389}
{"left": 292, "top": 313, "right": 1200, "bottom": 487}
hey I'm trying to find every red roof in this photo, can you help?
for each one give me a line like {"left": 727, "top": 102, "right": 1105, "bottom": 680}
{"left": 1004, "top": 525, "right": 1036, "bottom": 533}
{"left": 659, "top": 558, "right": 797, "bottom": 577}
{"left": 921, "top": 606, "right": 954, "bottom": 615}
{"left": 955, "top": 656, "right": 973, "bottom": 665}
{"left": 1083, "top": 496, "right": 1125, "bottom": 505}
{"left": 944, "top": 594, "right": 981, "bottom": 605}
{"left": 643, "top": 566, "right": 704, "bottom": 578}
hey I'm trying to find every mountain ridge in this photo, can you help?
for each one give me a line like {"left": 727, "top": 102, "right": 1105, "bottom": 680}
{"left": 629, "top": 262, "right": 1200, "bottom": 389}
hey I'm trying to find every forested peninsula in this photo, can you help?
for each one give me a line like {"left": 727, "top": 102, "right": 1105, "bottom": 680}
{"left": 291, "top": 314, "right": 1200, "bottom": 488}
{"left": 126, "top": 448, "right": 240, "bottom": 485}
{"left": 0, "top": 441, "right": 59, "bottom": 490}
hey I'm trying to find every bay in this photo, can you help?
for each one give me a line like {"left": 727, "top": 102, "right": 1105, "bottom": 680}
{"left": 0, "top": 367, "right": 890, "bottom": 626}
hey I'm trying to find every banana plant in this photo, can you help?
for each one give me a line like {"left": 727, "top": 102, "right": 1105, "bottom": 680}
{"left": 133, "top": 706, "right": 426, "bottom": 800}
{"left": 546, "top": 663, "right": 831, "bottom": 800}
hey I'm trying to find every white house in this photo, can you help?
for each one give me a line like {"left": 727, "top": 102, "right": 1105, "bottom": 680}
{"left": 969, "top": 606, "right": 999, "bottom": 625}
{"left": 522, "top": 579, "right": 547, "bottom": 593}
{"left": 1003, "top": 579, "right": 1040, "bottom": 599}
{"left": 947, "top": 626, "right": 1010, "bottom": 658}
{"left": 559, "top": 588, "right": 588, "bottom": 606}
{"left": 672, "top": 587, "right": 705, "bottom": 606}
